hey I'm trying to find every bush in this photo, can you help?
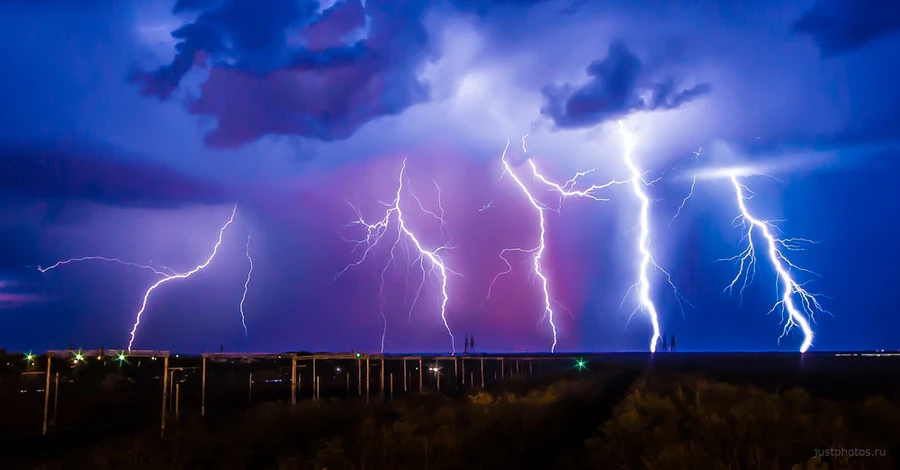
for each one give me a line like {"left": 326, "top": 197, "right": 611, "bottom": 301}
{"left": 10, "top": 373, "right": 899, "bottom": 470}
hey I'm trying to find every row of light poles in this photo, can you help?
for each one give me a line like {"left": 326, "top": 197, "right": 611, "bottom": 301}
{"left": 18, "top": 350, "right": 592, "bottom": 436}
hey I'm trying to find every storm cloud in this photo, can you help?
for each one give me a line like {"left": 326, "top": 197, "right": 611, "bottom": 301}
{"left": 448, "top": 0, "right": 554, "bottom": 16}
{"left": 0, "top": 140, "right": 233, "bottom": 210}
{"left": 794, "top": 0, "right": 900, "bottom": 56}
{"left": 540, "top": 40, "right": 711, "bottom": 129}
{"left": 2, "top": 0, "right": 899, "bottom": 353}
{"left": 131, "top": 0, "right": 434, "bottom": 148}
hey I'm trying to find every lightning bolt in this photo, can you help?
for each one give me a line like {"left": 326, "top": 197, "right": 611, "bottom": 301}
{"left": 722, "top": 173, "right": 824, "bottom": 353}
{"left": 669, "top": 175, "right": 697, "bottom": 227}
{"left": 669, "top": 147, "right": 702, "bottom": 227}
{"left": 485, "top": 139, "right": 558, "bottom": 352}
{"left": 520, "top": 133, "right": 629, "bottom": 206}
{"left": 524, "top": 132, "right": 632, "bottom": 208}
{"left": 37, "top": 257, "right": 176, "bottom": 276}
{"left": 337, "top": 160, "right": 460, "bottom": 354}
{"left": 239, "top": 230, "right": 253, "bottom": 338}
{"left": 485, "top": 135, "right": 633, "bottom": 352}
{"left": 617, "top": 121, "right": 696, "bottom": 353}
{"left": 127, "top": 205, "right": 238, "bottom": 351}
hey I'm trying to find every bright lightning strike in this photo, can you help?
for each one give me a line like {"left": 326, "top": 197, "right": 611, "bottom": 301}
{"left": 127, "top": 205, "right": 238, "bottom": 351}
{"left": 38, "top": 257, "right": 175, "bottom": 276}
{"left": 722, "top": 174, "right": 824, "bottom": 353}
{"left": 529, "top": 160, "right": 631, "bottom": 205}
{"left": 486, "top": 135, "right": 630, "bottom": 352}
{"left": 336, "top": 160, "right": 460, "bottom": 354}
{"left": 485, "top": 139, "right": 559, "bottom": 352}
{"left": 239, "top": 231, "right": 253, "bottom": 338}
{"left": 521, "top": 134, "right": 630, "bottom": 206}
{"left": 617, "top": 121, "right": 695, "bottom": 354}
{"left": 618, "top": 122, "right": 661, "bottom": 353}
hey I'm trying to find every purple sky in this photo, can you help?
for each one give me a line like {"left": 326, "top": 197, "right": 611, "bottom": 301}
{"left": 1, "top": 0, "right": 899, "bottom": 354}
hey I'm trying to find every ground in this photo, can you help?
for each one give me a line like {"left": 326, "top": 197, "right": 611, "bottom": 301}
{"left": 1, "top": 352, "right": 898, "bottom": 469}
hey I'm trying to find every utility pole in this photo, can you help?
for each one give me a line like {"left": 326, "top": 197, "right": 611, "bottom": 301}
{"left": 291, "top": 356, "right": 297, "bottom": 406}
{"left": 480, "top": 358, "right": 485, "bottom": 388}
{"left": 161, "top": 356, "right": 169, "bottom": 436}
{"left": 380, "top": 358, "right": 385, "bottom": 400}
{"left": 201, "top": 355, "right": 207, "bottom": 416}
{"left": 436, "top": 360, "right": 441, "bottom": 392}
{"left": 312, "top": 357, "right": 317, "bottom": 401}
{"left": 53, "top": 372, "right": 59, "bottom": 427}
{"left": 42, "top": 355, "right": 52, "bottom": 435}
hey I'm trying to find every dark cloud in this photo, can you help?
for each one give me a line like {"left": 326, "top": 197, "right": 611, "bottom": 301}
{"left": 3, "top": 0, "right": 111, "bottom": 9}
{"left": 541, "top": 40, "right": 710, "bottom": 129}
{"left": 131, "top": 0, "right": 433, "bottom": 148}
{"left": 448, "top": 0, "right": 553, "bottom": 16}
{"left": 793, "top": 0, "right": 900, "bottom": 56}
{"left": 171, "top": 0, "right": 220, "bottom": 14}
{"left": 447, "top": 0, "right": 590, "bottom": 17}
{"left": 0, "top": 140, "right": 233, "bottom": 210}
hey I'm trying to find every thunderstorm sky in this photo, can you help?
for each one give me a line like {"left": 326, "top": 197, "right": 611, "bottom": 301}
{"left": 1, "top": 0, "right": 898, "bottom": 354}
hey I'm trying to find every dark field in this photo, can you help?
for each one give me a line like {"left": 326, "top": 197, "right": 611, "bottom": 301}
{"left": 1, "top": 351, "right": 899, "bottom": 469}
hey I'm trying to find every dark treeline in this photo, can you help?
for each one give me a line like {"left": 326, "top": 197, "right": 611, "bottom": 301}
{"left": 4, "top": 365, "right": 900, "bottom": 470}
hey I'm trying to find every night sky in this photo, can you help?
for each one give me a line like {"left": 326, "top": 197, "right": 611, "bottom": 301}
{"left": 1, "top": 0, "right": 898, "bottom": 354}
